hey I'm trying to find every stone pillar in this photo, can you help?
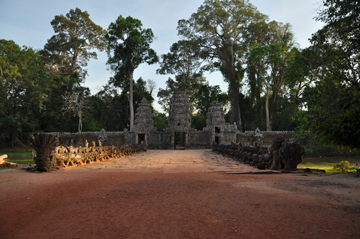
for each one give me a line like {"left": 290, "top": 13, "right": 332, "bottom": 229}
{"left": 206, "top": 101, "right": 225, "bottom": 145}
{"left": 132, "top": 98, "right": 154, "bottom": 146}
{"left": 166, "top": 91, "right": 191, "bottom": 149}
{"left": 30, "top": 133, "right": 59, "bottom": 172}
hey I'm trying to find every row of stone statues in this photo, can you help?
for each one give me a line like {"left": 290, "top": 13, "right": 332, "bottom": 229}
{"left": 52, "top": 143, "right": 146, "bottom": 168}
{"left": 30, "top": 133, "right": 146, "bottom": 172}
{"left": 212, "top": 137, "right": 304, "bottom": 171}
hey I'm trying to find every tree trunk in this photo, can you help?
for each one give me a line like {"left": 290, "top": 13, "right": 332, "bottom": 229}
{"left": 229, "top": 80, "right": 242, "bottom": 131}
{"left": 78, "top": 110, "right": 82, "bottom": 133}
{"left": 129, "top": 70, "right": 134, "bottom": 131}
{"left": 71, "top": 50, "right": 78, "bottom": 75}
{"left": 265, "top": 82, "right": 271, "bottom": 131}
{"left": 223, "top": 44, "right": 242, "bottom": 132}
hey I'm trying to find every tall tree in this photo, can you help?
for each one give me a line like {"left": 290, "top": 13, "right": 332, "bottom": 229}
{"left": 41, "top": 8, "right": 106, "bottom": 80}
{"left": 291, "top": 0, "right": 360, "bottom": 148}
{"left": 157, "top": 39, "right": 207, "bottom": 113}
{"left": 147, "top": 79, "right": 156, "bottom": 96}
{"left": 193, "top": 83, "right": 229, "bottom": 116}
{"left": 157, "top": 75, "right": 206, "bottom": 114}
{"left": 177, "top": 0, "right": 267, "bottom": 131}
{"left": 62, "top": 90, "right": 92, "bottom": 133}
{"left": 94, "top": 78, "right": 154, "bottom": 131}
{"left": 247, "top": 21, "right": 295, "bottom": 131}
{"left": 106, "top": 15, "right": 158, "bottom": 131}
{"left": 157, "top": 40, "right": 205, "bottom": 92}
{"left": 0, "top": 40, "right": 51, "bottom": 146}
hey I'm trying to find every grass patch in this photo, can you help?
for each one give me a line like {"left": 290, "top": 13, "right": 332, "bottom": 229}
{"left": 319, "top": 162, "right": 336, "bottom": 165}
{"left": 8, "top": 159, "right": 35, "bottom": 164}
{"left": 1, "top": 152, "right": 32, "bottom": 156}
{"left": 298, "top": 162, "right": 357, "bottom": 174}
{"left": 0, "top": 152, "right": 33, "bottom": 159}
{"left": 299, "top": 157, "right": 359, "bottom": 173}
{"left": 0, "top": 151, "right": 34, "bottom": 164}
{"left": 302, "top": 157, "right": 360, "bottom": 164}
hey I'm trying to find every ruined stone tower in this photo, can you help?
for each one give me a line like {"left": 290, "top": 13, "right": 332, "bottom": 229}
{"left": 132, "top": 98, "right": 154, "bottom": 145}
{"left": 205, "top": 101, "right": 226, "bottom": 144}
{"left": 167, "top": 91, "right": 191, "bottom": 149}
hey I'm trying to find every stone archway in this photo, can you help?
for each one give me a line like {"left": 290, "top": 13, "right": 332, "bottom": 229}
{"left": 174, "top": 132, "right": 186, "bottom": 149}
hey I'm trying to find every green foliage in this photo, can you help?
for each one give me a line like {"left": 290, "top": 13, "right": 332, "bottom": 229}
{"left": 191, "top": 114, "right": 206, "bottom": 130}
{"left": 0, "top": 12, "right": 160, "bottom": 147}
{"left": 106, "top": 15, "right": 158, "bottom": 89}
{"left": 315, "top": 0, "right": 360, "bottom": 54}
{"left": 92, "top": 78, "right": 154, "bottom": 131}
{"left": 333, "top": 161, "right": 350, "bottom": 173}
{"left": 177, "top": 0, "right": 268, "bottom": 130}
{"left": 246, "top": 21, "right": 295, "bottom": 131}
{"left": 153, "top": 111, "right": 167, "bottom": 131}
{"left": 157, "top": 40, "right": 204, "bottom": 89}
{"left": 290, "top": 0, "right": 360, "bottom": 149}
{"left": 295, "top": 72, "right": 360, "bottom": 149}
{"left": 0, "top": 40, "right": 52, "bottom": 146}
{"left": 193, "top": 83, "right": 229, "bottom": 116}
{"left": 157, "top": 39, "right": 207, "bottom": 113}
{"left": 157, "top": 76, "right": 206, "bottom": 113}
{"left": 291, "top": 130, "right": 360, "bottom": 157}
{"left": 106, "top": 15, "right": 158, "bottom": 130}
{"left": 9, "top": 159, "right": 35, "bottom": 164}
{"left": 1, "top": 152, "right": 34, "bottom": 164}
{"left": 41, "top": 8, "right": 106, "bottom": 79}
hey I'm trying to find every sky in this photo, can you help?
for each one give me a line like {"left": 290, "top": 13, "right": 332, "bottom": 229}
{"left": 0, "top": 0, "right": 324, "bottom": 111}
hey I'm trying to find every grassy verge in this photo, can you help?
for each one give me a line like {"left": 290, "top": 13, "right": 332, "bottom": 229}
{"left": 7, "top": 159, "right": 35, "bottom": 164}
{"left": 0, "top": 152, "right": 32, "bottom": 157}
{"left": 298, "top": 157, "right": 359, "bottom": 173}
{"left": 0, "top": 152, "right": 34, "bottom": 164}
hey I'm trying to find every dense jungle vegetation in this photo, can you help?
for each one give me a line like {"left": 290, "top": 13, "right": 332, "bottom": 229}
{"left": 0, "top": 0, "right": 359, "bottom": 149}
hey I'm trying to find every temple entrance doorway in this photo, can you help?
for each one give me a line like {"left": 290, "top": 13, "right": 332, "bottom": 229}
{"left": 215, "top": 136, "right": 220, "bottom": 144}
{"left": 174, "top": 132, "right": 185, "bottom": 150}
{"left": 215, "top": 127, "right": 221, "bottom": 133}
{"left": 137, "top": 134, "right": 145, "bottom": 145}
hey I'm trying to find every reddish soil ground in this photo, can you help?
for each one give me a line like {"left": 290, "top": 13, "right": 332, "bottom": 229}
{"left": 1, "top": 150, "right": 360, "bottom": 239}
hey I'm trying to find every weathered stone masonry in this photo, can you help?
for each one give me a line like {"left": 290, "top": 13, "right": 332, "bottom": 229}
{"left": 45, "top": 91, "right": 295, "bottom": 149}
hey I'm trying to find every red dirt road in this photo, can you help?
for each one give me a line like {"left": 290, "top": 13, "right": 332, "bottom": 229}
{"left": 1, "top": 150, "right": 360, "bottom": 239}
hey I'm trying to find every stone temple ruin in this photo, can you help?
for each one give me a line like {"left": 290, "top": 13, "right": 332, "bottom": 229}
{"left": 30, "top": 91, "right": 304, "bottom": 171}
{"left": 48, "top": 91, "right": 296, "bottom": 149}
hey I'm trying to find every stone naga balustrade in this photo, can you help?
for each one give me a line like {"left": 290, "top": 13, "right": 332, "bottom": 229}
{"left": 212, "top": 137, "right": 304, "bottom": 171}
{"left": 30, "top": 133, "right": 59, "bottom": 172}
{"left": 52, "top": 144, "right": 146, "bottom": 167}
{"left": 31, "top": 133, "right": 146, "bottom": 171}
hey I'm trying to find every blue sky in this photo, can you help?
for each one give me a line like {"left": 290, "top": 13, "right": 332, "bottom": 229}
{"left": 0, "top": 0, "right": 324, "bottom": 111}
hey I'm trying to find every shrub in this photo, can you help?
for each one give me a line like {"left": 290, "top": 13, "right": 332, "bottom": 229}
{"left": 333, "top": 161, "right": 350, "bottom": 173}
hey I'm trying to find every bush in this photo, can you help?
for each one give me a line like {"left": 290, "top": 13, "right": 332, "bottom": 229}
{"left": 333, "top": 161, "right": 350, "bottom": 173}
{"left": 291, "top": 130, "right": 360, "bottom": 157}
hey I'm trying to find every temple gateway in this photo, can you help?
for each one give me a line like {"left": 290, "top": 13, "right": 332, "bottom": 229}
{"left": 132, "top": 91, "right": 238, "bottom": 149}
{"left": 53, "top": 91, "right": 294, "bottom": 148}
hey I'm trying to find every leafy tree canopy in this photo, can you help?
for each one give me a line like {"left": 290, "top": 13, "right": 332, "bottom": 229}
{"left": 177, "top": 0, "right": 268, "bottom": 130}
{"left": 106, "top": 15, "right": 158, "bottom": 89}
{"left": 106, "top": 15, "right": 158, "bottom": 131}
{"left": 292, "top": 0, "right": 360, "bottom": 148}
{"left": 0, "top": 40, "right": 51, "bottom": 146}
{"left": 41, "top": 8, "right": 106, "bottom": 80}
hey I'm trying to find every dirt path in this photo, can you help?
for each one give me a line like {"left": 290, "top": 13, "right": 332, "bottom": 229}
{"left": 1, "top": 149, "right": 359, "bottom": 239}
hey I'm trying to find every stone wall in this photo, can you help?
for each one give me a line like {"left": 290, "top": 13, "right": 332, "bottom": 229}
{"left": 237, "top": 131, "right": 295, "bottom": 146}
{"left": 44, "top": 131, "right": 126, "bottom": 147}
{"left": 147, "top": 130, "right": 172, "bottom": 149}
{"left": 188, "top": 129, "right": 210, "bottom": 148}
{"left": 39, "top": 95, "right": 296, "bottom": 149}
{"left": 41, "top": 130, "right": 297, "bottom": 149}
